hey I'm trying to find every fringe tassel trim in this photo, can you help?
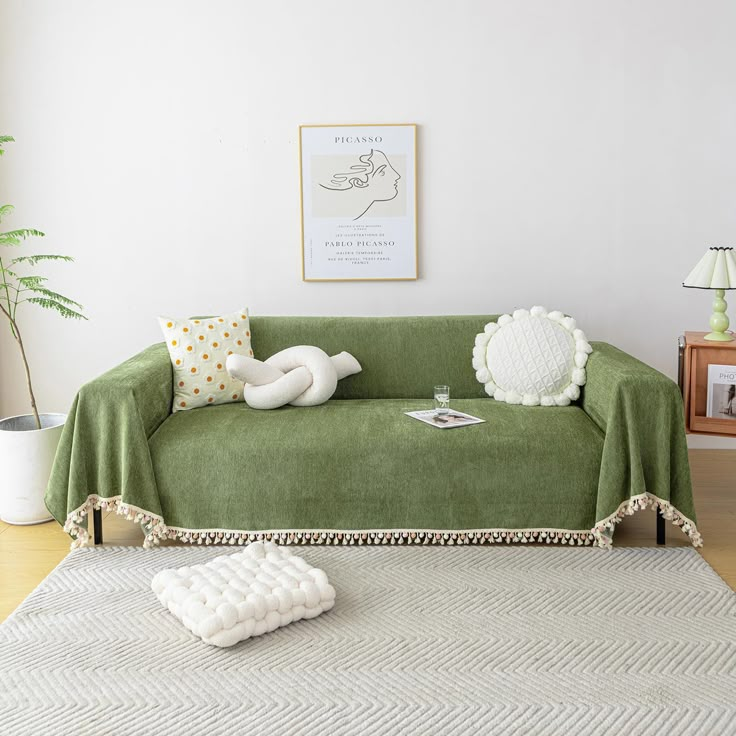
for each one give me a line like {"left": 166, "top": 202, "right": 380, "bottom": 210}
{"left": 63, "top": 495, "right": 166, "bottom": 549}
{"left": 592, "top": 492, "right": 703, "bottom": 548}
{"left": 62, "top": 491, "right": 702, "bottom": 550}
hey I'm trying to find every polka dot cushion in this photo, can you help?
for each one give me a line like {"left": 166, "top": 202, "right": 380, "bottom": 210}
{"left": 159, "top": 308, "right": 253, "bottom": 412}
{"left": 151, "top": 541, "right": 336, "bottom": 648}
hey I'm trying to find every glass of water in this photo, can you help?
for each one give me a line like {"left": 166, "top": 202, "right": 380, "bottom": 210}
{"left": 434, "top": 385, "right": 450, "bottom": 415}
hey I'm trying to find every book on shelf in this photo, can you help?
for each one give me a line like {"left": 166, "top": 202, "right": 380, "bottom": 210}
{"left": 405, "top": 409, "right": 485, "bottom": 429}
{"left": 706, "top": 364, "right": 736, "bottom": 420}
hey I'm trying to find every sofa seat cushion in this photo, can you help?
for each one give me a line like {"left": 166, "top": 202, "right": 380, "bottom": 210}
{"left": 149, "top": 399, "right": 604, "bottom": 535}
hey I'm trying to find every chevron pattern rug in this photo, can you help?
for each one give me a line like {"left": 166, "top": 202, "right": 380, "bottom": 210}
{"left": 1, "top": 546, "right": 734, "bottom": 735}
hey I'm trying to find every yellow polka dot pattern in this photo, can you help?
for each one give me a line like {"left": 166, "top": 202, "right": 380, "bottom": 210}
{"left": 158, "top": 308, "right": 253, "bottom": 412}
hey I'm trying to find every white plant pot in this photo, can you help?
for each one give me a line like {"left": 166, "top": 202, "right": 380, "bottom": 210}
{"left": 0, "top": 413, "right": 66, "bottom": 525}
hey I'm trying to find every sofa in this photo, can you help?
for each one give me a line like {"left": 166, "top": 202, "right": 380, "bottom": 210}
{"left": 45, "top": 315, "right": 700, "bottom": 549}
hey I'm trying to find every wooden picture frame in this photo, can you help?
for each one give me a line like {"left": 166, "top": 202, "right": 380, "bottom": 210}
{"left": 299, "top": 123, "right": 418, "bottom": 282}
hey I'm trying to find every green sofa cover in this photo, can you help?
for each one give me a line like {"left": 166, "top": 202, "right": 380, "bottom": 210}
{"left": 45, "top": 316, "right": 700, "bottom": 549}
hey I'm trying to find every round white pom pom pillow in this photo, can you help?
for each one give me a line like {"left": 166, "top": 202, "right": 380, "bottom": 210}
{"left": 473, "top": 307, "right": 593, "bottom": 407}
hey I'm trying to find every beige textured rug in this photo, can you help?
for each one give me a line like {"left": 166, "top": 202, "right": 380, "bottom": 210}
{"left": 1, "top": 546, "right": 734, "bottom": 735}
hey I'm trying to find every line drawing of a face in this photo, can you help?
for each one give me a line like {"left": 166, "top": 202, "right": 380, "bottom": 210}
{"left": 318, "top": 149, "right": 401, "bottom": 220}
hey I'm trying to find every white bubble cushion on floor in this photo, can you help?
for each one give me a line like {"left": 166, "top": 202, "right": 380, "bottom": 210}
{"left": 151, "top": 541, "right": 336, "bottom": 647}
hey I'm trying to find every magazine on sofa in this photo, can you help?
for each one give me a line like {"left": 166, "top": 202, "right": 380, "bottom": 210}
{"left": 405, "top": 410, "right": 485, "bottom": 429}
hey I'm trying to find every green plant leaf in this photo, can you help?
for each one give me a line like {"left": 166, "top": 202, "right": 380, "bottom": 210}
{"left": 26, "top": 297, "right": 86, "bottom": 320}
{"left": 11, "top": 254, "right": 72, "bottom": 266}
{"left": 27, "top": 286, "right": 83, "bottom": 309}
{"left": 0, "top": 205, "right": 14, "bottom": 222}
{"left": 17, "top": 275, "right": 48, "bottom": 288}
{"left": 0, "top": 136, "right": 15, "bottom": 155}
{"left": 0, "top": 229, "right": 45, "bottom": 245}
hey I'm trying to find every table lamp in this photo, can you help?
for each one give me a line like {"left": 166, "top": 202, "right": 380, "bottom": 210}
{"left": 682, "top": 246, "right": 736, "bottom": 341}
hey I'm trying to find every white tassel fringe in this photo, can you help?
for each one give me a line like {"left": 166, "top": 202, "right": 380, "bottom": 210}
{"left": 61, "top": 492, "right": 702, "bottom": 550}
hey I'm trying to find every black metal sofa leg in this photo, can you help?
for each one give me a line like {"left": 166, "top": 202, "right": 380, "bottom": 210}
{"left": 656, "top": 508, "right": 665, "bottom": 545}
{"left": 93, "top": 508, "right": 103, "bottom": 545}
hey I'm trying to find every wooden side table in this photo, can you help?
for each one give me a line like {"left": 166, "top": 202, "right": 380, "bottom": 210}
{"left": 665, "top": 332, "right": 736, "bottom": 545}
{"left": 679, "top": 332, "right": 736, "bottom": 436}
{"left": 655, "top": 332, "right": 736, "bottom": 545}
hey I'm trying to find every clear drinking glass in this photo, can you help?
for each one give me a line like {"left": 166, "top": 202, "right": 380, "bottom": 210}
{"left": 434, "top": 385, "right": 450, "bottom": 415}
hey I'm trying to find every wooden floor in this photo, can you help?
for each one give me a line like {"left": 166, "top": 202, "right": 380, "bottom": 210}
{"left": 1, "top": 449, "right": 734, "bottom": 623}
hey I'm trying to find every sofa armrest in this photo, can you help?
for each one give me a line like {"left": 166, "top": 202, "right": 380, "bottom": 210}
{"left": 581, "top": 342, "right": 699, "bottom": 544}
{"left": 45, "top": 343, "right": 172, "bottom": 545}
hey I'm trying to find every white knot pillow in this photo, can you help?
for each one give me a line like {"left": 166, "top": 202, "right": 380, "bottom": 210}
{"left": 473, "top": 307, "right": 593, "bottom": 407}
{"left": 227, "top": 346, "right": 361, "bottom": 410}
{"left": 151, "top": 541, "right": 336, "bottom": 648}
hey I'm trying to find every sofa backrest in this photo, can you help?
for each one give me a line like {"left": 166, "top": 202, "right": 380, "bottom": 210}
{"left": 249, "top": 315, "right": 498, "bottom": 400}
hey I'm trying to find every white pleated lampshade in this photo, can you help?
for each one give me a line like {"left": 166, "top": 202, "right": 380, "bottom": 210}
{"left": 683, "top": 247, "right": 736, "bottom": 290}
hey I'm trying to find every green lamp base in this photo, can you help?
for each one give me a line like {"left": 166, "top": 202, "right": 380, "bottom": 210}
{"left": 705, "top": 288, "right": 734, "bottom": 341}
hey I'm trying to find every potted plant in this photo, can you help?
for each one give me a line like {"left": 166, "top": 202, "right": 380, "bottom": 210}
{"left": 0, "top": 135, "right": 86, "bottom": 524}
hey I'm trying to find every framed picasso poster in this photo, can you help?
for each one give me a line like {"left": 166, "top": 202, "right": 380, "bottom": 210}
{"left": 299, "top": 123, "right": 418, "bottom": 281}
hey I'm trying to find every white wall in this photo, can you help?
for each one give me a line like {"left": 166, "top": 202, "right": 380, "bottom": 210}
{"left": 1, "top": 0, "right": 735, "bottom": 447}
